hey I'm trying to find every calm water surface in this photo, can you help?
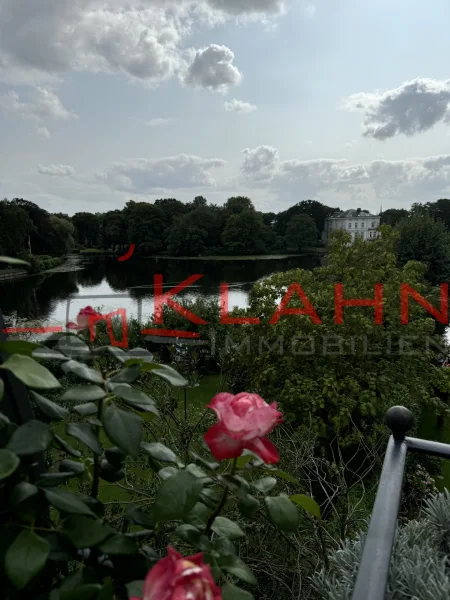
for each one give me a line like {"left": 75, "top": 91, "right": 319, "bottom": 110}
{"left": 0, "top": 255, "right": 323, "bottom": 328}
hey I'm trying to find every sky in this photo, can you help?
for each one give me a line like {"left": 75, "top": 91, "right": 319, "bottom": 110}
{"left": 1, "top": 0, "right": 450, "bottom": 216}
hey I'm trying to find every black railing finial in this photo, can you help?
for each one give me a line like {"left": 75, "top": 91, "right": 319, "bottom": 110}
{"left": 385, "top": 405, "right": 414, "bottom": 440}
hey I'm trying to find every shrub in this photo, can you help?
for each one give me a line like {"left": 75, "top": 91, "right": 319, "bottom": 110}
{"left": 312, "top": 490, "right": 450, "bottom": 600}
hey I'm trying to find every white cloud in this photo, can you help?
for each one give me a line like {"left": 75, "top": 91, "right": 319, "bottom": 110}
{"left": 35, "top": 126, "right": 50, "bottom": 139}
{"left": 304, "top": 4, "right": 316, "bottom": 17}
{"left": 240, "top": 145, "right": 450, "bottom": 203}
{"left": 183, "top": 45, "right": 242, "bottom": 92}
{"left": 38, "top": 164, "right": 75, "bottom": 177}
{"left": 0, "top": 88, "right": 77, "bottom": 122}
{"left": 99, "top": 154, "right": 226, "bottom": 193}
{"left": 343, "top": 78, "right": 450, "bottom": 140}
{"left": 0, "top": 1, "right": 282, "bottom": 86}
{"left": 225, "top": 99, "right": 257, "bottom": 113}
{"left": 344, "top": 139, "right": 358, "bottom": 149}
{"left": 144, "top": 117, "right": 175, "bottom": 127}
{"left": 241, "top": 145, "right": 280, "bottom": 181}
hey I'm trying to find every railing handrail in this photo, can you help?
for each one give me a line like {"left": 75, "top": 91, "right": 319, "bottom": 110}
{"left": 351, "top": 406, "right": 450, "bottom": 600}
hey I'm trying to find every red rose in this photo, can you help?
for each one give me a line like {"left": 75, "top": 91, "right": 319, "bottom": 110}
{"left": 67, "top": 306, "right": 100, "bottom": 330}
{"left": 130, "top": 546, "right": 222, "bottom": 600}
{"left": 204, "top": 392, "right": 283, "bottom": 464}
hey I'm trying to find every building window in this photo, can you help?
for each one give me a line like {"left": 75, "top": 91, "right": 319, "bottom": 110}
{"left": 361, "top": 221, "right": 364, "bottom": 228}
{"left": 348, "top": 222, "right": 352, "bottom": 228}
{"left": 372, "top": 221, "right": 375, "bottom": 227}
{"left": 355, "top": 222, "right": 358, "bottom": 228}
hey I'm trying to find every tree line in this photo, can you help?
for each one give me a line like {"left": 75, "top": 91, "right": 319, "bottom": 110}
{"left": 2, "top": 195, "right": 450, "bottom": 264}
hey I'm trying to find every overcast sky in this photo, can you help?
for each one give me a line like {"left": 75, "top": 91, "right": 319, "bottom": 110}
{"left": 1, "top": 0, "right": 450, "bottom": 216}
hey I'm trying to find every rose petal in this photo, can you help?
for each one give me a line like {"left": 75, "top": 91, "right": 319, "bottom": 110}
{"left": 245, "top": 436, "right": 280, "bottom": 464}
{"left": 66, "top": 322, "right": 81, "bottom": 330}
{"left": 204, "top": 423, "right": 244, "bottom": 461}
{"left": 207, "top": 393, "right": 235, "bottom": 420}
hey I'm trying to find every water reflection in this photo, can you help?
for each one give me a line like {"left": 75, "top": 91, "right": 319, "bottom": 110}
{"left": 0, "top": 255, "right": 322, "bottom": 327}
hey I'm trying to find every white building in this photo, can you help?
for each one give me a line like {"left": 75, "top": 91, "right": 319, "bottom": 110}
{"left": 322, "top": 209, "right": 381, "bottom": 244}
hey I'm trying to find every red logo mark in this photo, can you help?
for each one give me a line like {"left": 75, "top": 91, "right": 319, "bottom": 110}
{"left": 118, "top": 244, "right": 136, "bottom": 262}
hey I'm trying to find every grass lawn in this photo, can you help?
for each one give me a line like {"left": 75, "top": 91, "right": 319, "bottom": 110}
{"left": 419, "top": 408, "right": 450, "bottom": 491}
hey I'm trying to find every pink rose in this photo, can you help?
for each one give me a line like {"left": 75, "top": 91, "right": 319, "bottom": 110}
{"left": 204, "top": 392, "right": 283, "bottom": 464}
{"left": 67, "top": 306, "right": 100, "bottom": 330}
{"left": 130, "top": 546, "right": 222, "bottom": 600}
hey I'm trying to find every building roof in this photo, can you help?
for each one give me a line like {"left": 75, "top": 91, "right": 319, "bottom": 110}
{"left": 328, "top": 209, "right": 379, "bottom": 219}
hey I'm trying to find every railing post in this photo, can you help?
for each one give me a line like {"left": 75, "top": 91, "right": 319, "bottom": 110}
{"left": 351, "top": 406, "right": 414, "bottom": 600}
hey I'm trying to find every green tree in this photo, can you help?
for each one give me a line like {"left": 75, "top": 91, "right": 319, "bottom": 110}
{"left": 427, "top": 199, "right": 450, "bottom": 231}
{"left": 0, "top": 200, "right": 32, "bottom": 258}
{"left": 396, "top": 213, "right": 450, "bottom": 286}
{"left": 224, "top": 196, "right": 255, "bottom": 215}
{"left": 222, "top": 227, "right": 450, "bottom": 450}
{"left": 168, "top": 206, "right": 223, "bottom": 256}
{"left": 126, "top": 203, "right": 165, "bottom": 254}
{"left": 381, "top": 208, "right": 409, "bottom": 227}
{"left": 50, "top": 216, "right": 75, "bottom": 254}
{"left": 221, "top": 210, "right": 269, "bottom": 255}
{"left": 102, "top": 210, "right": 127, "bottom": 252}
{"left": 10, "top": 198, "right": 55, "bottom": 255}
{"left": 284, "top": 215, "right": 318, "bottom": 252}
{"left": 72, "top": 212, "right": 101, "bottom": 247}
{"left": 275, "top": 200, "right": 339, "bottom": 239}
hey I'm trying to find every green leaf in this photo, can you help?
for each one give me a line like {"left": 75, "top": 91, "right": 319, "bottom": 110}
{"left": 99, "top": 459, "right": 125, "bottom": 483}
{"left": 185, "top": 502, "right": 212, "bottom": 530}
{"left": 110, "top": 383, "right": 155, "bottom": 406}
{"left": 62, "top": 360, "right": 104, "bottom": 385}
{"left": 67, "top": 423, "right": 102, "bottom": 455}
{"left": 61, "top": 515, "right": 113, "bottom": 549}
{"left": 87, "top": 417, "right": 102, "bottom": 427}
{"left": 290, "top": 494, "right": 321, "bottom": 520}
{"left": 237, "top": 494, "right": 260, "bottom": 518}
{"left": 10, "top": 482, "right": 39, "bottom": 521}
{"left": 251, "top": 477, "right": 277, "bottom": 494}
{"left": 0, "top": 255, "right": 30, "bottom": 266}
{"left": 7, "top": 420, "right": 53, "bottom": 455}
{"left": 265, "top": 496, "right": 300, "bottom": 531}
{"left": 5, "top": 530, "right": 49, "bottom": 590}
{"left": 107, "top": 346, "right": 128, "bottom": 363}
{"left": 141, "top": 442, "right": 177, "bottom": 463}
{"left": 0, "top": 341, "right": 40, "bottom": 356}
{"left": 59, "top": 459, "right": 85, "bottom": 475}
{"left": 98, "top": 533, "right": 137, "bottom": 555}
{"left": 57, "top": 336, "right": 90, "bottom": 359}
{"left": 31, "top": 391, "right": 69, "bottom": 421}
{"left": 54, "top": 434, "right": 81, "bottom": 458}
{"left": 219, "top": 554, "right": 256, "bottom": 586}
{"left": 0, "top": 448, "right": 20, "bottom": 479}
{"left": 152, "top": 470, "right": 203, "bottom": 522}
{"left": 265, "top": 469, "right": 301, "bottom": 486}
{"left": 103, "top": 404, "right": 143, "bottom": 457}
{"left": 219, "top": 474, "right": 249, "bottom": 495}
{"left": 126, "top": 581, "right": 144, "bottom": 599}
{"left": 0, "top": 354, "right": 61, "bottom": 389}
{"left": 126, "top": 347, "right": 154, "bottom": 362}
{"left": 44, "top": 488, "right": 95, "bottom": 516}
{"left": 61, "top": 385, "right": 106, "bottom": 403}
{"left": 211, "top": 516, "right": 245, "bottom": 540}
{"left": 74, "top": 403, "right": 98, "bottom": 417}
{"left": 110, "top": 364, "right": 142, "bottom": 384}
{"left": 174, "top": 524, "right": 210, "bottom": 551}
{"left": 222, "top": 583, "right": 255, "bottom": 600}
{"left": 158, "top": 466, "right": 178, "bottom": 480}
{"left": 0, "top": 378, "right": 3, "bottom": 401}
{"left": 125, "top": 503, "right": 154, "bottom": 528}
{"left": 32, "top": 346, "right": 68, "bottom": 361}
{"left": 235, "top": 454, "right": 254, "bottom": 469}
{"left": 190, "top": 452, "right": 220, "bottom": 472}
{"left": 141, "top": 362, "right": 188, "bottom": 387}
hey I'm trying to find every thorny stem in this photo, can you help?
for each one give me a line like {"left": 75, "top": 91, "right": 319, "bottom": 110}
{"left": 205, "top": 457, "right": 238, "bottom": 535}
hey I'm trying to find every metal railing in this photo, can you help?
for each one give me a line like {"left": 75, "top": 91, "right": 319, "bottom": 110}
{"left": 351, "top": 405, "right": 450, "bottom": 600}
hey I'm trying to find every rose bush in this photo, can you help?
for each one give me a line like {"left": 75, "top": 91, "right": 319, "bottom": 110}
{"left": 0, "top": 287, "right": 320, "bottom": 599}
{"left": 204, "top": 393, "right": 283, "bottom": 463}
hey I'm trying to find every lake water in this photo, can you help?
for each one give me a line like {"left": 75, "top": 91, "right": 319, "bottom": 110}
{"left": 0, "top": 255, "right": 323, "bottom": 329}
